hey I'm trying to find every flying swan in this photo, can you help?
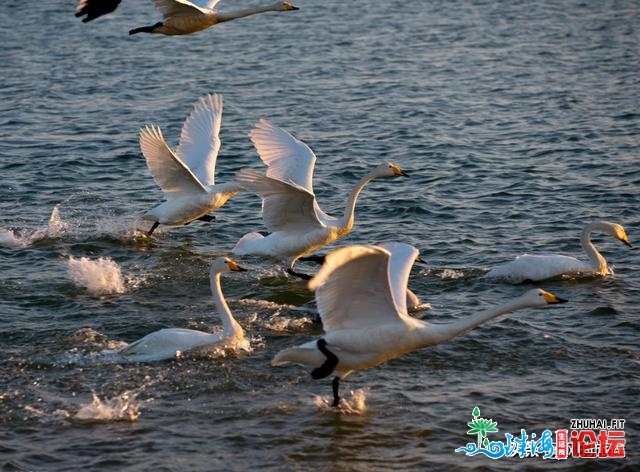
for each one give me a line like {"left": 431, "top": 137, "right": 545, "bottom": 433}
{"left": 138, "top": 93, "right": 242, "bottom": 236}
{"left": 117, "top": 257, "right": 247, "bottom": 362}
{"left": 75, "top": 0, "right": 122, "bottom": 22}
{"left": 485, "top": 220, "right": 631, "bottom": 283}
{"left": 233, "top": 118, "right": 409, "bottom": 278}
{"left": 129, "top": 0, "right": 299, "bottom": 36}
{"left": 272, "top": 244, "right": 568, "bottom": 407}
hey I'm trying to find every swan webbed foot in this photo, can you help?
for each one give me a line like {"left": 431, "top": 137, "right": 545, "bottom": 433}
{"left": 147, "top": 221, "right": 159, "bottom": 237}
{"left": 311, "top": 339, "right": 338, "bottom": 380}
{"left": 130, "top": 22, "right": 163, "bottom": 35}
{"left": 331, "top": 376, "right": 341, "bottom": 407}
{"left": 286, "top": 268, "right": 312, "bottom": 280}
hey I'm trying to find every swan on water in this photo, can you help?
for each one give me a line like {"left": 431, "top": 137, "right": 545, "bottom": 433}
{"left": 232, "top": 118, "right": 409, "bottom": 278}
{"left": 129, "top": 0, "right": 299, "bottom": 36}
{"left": 485, "top": 220, "right": 631, "bottom": 283}
{"left": 117, "top": 257, "right": 247, "bottom": 362}
{"left": 272, "top": 244, "right": 568, "bottom": 407}
{"left": 138, "top": 93, "right": 242, "bottom": 236}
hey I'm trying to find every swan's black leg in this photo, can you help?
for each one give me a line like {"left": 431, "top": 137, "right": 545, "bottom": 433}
{"left": 147, "top": 221, "right": 159, "bottom": 236}
{"left": 197, "top": 214, "right": 216, "bottom": 223}
{"left": 331, "top": 377, "right": 341, "bottom": 407}
{"left": 311, "top": 339, "right": 338, "bottom": 379}
{"left": 298, "top": 254, "right": 326, "bottom": 265}
{"left": 286, "top": 267, "right": 312, "bottom": 280}
{"left": 129, "top": 22, "right": 163, "bottom": 35}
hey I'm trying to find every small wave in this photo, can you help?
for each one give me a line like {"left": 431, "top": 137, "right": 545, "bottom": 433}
{"left": 72, "top": 391, "right": 143, "bottom": 423}
{"left": 68, "top": 256, "right": 126, "bottom": 296}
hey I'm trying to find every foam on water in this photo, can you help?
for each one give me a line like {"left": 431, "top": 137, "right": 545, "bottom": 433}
{"left": 313, "top": 388, "right": 368, "bottom": 414}
{"left": 0, "top": 228, "right": 29, "bottom": 248}
{"left": 67, "top": 256, "right": 126, "bottom": 296}
{"left": 72, "top": 391, "right": 144, "bottom": 423}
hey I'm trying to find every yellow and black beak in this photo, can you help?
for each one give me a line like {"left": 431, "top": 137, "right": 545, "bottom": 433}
{"left": 390, "top": 164, "right": 409, "bottom": 178}
{"left": 227, "top": 260, "right": 247, "bottom": 272}
{"left": 620, "top": 236, "right": 632, "bottom": 248}
{"left": 543, "top": 291, "right": 568, "bottom": 304}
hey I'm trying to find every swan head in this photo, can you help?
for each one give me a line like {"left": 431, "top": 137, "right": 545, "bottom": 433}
{"left": 372, "top": 162, "right": 409, "bottom": 178}
{"left": 521, "top": 288, "right": 568, "bottom": 307}
{"left": 275, "top": 1, "right": 299, "bottom": 11}
{"left": 211, "top": 257, "right": 247, "bottom": 275}
{"left": 603, "top": 222, "right": 632, "bottom": 248}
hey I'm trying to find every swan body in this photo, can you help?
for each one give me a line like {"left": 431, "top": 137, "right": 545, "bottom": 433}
{"left": 486, "top": 221, "right": 631, "bottom": 283}
{"left": 272, "top": 244, "right": 567, "bottom": 406}
{"left": 138, "top": 93, "right": 242, "bottom": 235}
{"left": 233, "top": 119, "right": 409, "bottom": 275}
{"left": 129, "top": 0, "right": 299, "bottom": 36}
{"left": 117, "top": 257, "right": 246, "bottom": 362}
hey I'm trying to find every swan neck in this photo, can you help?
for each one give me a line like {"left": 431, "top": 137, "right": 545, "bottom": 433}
{"left": 210, "top": 273, "right": 242, "bottom": 336}
{"left": 580, "top": 224, "right": 607, "bottom": 273}
{"left": 421, "top": 298, "right": 525, "bottom": 344}
{"left": 338, "top": 172, "right": 375, "bottom": 232}
{"left": 216, "top": 5, "right": 276, "bottom": 22}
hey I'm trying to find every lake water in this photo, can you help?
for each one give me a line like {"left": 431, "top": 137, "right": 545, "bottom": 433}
{"left": 1, "top": 0, "right": 638, "bottom": 470}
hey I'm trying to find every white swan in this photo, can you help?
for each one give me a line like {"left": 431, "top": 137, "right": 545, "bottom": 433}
{"left": 76, "top": 0, "right": 122, "bottom": 22}
{"left": 272, "top": 244, "right": 568, "bottom": 407}
{"left": 233, "top": 118, "right": 409, "bottom": 278}
{"left": 117, "top": 257, "right": 247, "bottom": 362}
{"left": 129, "top": 0, "right": 299, "bottom": 36}
{"left": 138, "top": 93, "right": 242, "bottom": 236}
{"left": 485, "top": 221, "right": 631, "bottom": 283}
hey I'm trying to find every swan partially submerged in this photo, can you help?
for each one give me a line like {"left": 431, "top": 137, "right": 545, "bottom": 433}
{"left": 233, "top": 119, "right": 409, "bottom": 278}
{"left": 130, "top": 0, "right": 299, "bottom": 36}
{"left": 485, "top": 221, "right": 631, "bottom": 283}
{"left": 117, "top": 257, "right": 247, "bottom": 362}
{"left": 138, "top": 93, "right": 242, "bottom": 236}
{"left": 272, "top": 244, "right": 568, "bottom": 407}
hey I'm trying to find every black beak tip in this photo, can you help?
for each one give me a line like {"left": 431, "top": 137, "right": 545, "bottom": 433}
{"left": 237, "top": 266, "right": 248, "bottom": 272}
{"left": 400, "top": 171, "right": 409, "bottom": 178}
{"left": 623, "top": 240, "right": 632, "bottom": 248}
{"left": 556, "top": 297, "right": 569, "bottom": 304}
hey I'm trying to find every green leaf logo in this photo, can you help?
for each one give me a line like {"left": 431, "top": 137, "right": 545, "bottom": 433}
{"left": 466, "top": 407, "right": 499, "bottom": 448}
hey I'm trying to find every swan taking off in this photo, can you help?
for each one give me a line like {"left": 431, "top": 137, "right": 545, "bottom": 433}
{"left": 232, "top": 118, "right": 409, "bottom": 278}
{"left": 129, "top": 0, "right": 299, "bottom": 36}
{"left": 485, "top": 220, "right": 632, "bottom": 283}
{"left": 117, "top": 257, "right": 247, "bottom": 362}
{"left": 272, "top": 244, "right": 568, "bottom": 407}
{"left": 138, "top": 93, "right": 242, "bottom": 236}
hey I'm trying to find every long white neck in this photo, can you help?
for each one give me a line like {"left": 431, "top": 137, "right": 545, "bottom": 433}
{"left": 580, "top": 222, "right": 608, "bottom": 273}
{"left": 210, "top": 273, "right": 243, "bottom": 337}
{"left": 216, "top": 4, "right": 280, "bottom": 22}
{"left": 418, "top": 296, "right": 530, "bottom": 346}
{"left": 337, "top": 171, "right": 378, "bottom": 232}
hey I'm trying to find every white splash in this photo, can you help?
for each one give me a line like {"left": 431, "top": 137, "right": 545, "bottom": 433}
{"left": 73, "top": 391, "right": 142, "bottom": 422}
{"left": 439, "top": 268, "right": 465, "bottom": 279}
{"left": 0, "top": 228, "right": 29, "bottom": 248}
{"left": 313, "top": 388, "right": 367, "bottom": 414}
{"left": 68, "top": 256, "right": 126, "bottom": 296}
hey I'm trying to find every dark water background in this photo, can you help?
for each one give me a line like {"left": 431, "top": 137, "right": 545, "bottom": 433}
{"left": 1, "top": 0, "right": 638, "bottom": 470}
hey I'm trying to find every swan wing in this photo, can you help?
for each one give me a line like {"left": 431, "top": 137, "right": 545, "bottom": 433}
{"left": 486, "top": 254, "right": 592, "bottom": 282}
{"left": 377, "top": 242, "right": 419, "bottom": 315}
{"left": 309, "top": 245, "right": 406, "bottom": 332}
{"left": 175, "top": 94, "right": 223, "bottom": 187}
{"left": 235, "top": 169, "right": 323, "bottom": 232}
{"left": 139, "top": 125, "right": 207, "bottom": 196}
{"left": 153, "top": 0, "right": 208, "bottom": 18}
{"left": 249, "top": 118, "right": 316, "bottom": 193}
